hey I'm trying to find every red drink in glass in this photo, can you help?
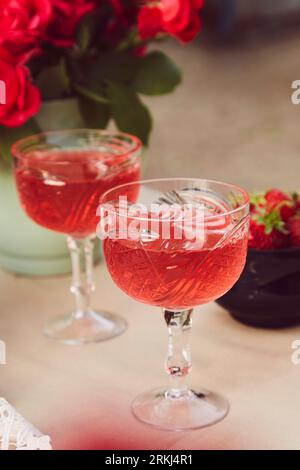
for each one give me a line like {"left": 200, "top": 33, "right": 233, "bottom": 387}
{"left": 101, "top": 178, "right": 250, "bottom": 431}
{"left": 15, "top": 149, "right": 140, "bottom": 238}
{"left": 12, "top": 130, "right": 141, "bottom": 345}
{"left": 104, "top": 219, "right": 248, "bottom": 309}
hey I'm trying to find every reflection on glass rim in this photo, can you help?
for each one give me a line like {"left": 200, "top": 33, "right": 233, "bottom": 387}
{"left": 100, "top": 177, "right": 250, "bottom": 222}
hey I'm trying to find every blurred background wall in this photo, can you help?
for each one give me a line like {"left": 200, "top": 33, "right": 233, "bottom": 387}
{"left": 145, "top": 0, "right": 300, "bottom": 191}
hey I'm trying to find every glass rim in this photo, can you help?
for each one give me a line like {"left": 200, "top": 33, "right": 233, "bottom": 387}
{"left": 11, "top": 129, "right": 142, "bottom": 164}
{"left": 100, "top": 177, "right": 250, "bottom": 222}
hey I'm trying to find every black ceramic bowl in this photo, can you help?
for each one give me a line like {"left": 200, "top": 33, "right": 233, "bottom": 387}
{"left": 216, "top": 247, "right": 300, "bottom": 328}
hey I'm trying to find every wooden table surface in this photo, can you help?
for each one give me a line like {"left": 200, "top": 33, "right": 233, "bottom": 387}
{"left": 0, "top": 261, "right": 299, "bottom": 450}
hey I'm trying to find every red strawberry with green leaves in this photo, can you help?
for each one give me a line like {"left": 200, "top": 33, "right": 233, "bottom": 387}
{"left": 250, "top": 192, "right": 267, "bottom": 213}
{"left": 292, "top": 192, "right": 300, "bottom": 213}
{"left": 264, "top": 189, "right": 295, "bottom": 222}
{"left": 287, "top": 214, "right": 300, "bottom": 247}
{"left": 248, "top": 208, "right": 289, "bottom": 250}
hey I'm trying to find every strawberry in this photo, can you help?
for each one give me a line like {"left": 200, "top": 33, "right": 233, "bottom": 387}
{"left": 248, "top": 209, "right": 289, "bottom": 250}
{"left": 265, "top": 189, "right": 295, "bottom": 222}
{"left": 265, "top": 188, "right": 290, "bottom": 207}
{"left": 292, "top": 192, "right": 300, "bottom": 213}
{"left": 287, "top": 215, "right": 300, "bottom": 247}
{"left": 250, "top": 192, "right": 266, "bottom": 213}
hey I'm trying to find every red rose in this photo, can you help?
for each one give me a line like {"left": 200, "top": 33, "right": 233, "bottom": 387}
{"left": 0, "top": 0, "right": 52, "bottom": 63}
{"left": 47, "top": 0, "right": 97, "bottom": 47}
{"left": 138, "top": 0, "right": 203, "bottom": 43}
{"left": 97, "top": 0, "right": 140, "bottom": 49}
{"left": 191, "top": 0, "right": 205, "bottom": 8}
{"left": 110, "top": 0, "right": 124, "bottom": 14}
{"left": 173, "top": 11, "right": 201, "bottom": 43}
{"left": 138, "top": 6, "right": 163, "bottom": 40}
{"left": 0, "top": 48, "right": 40, "bottom": 127}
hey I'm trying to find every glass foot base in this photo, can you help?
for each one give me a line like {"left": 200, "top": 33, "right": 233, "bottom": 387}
{"left": 132, "top": 388, "right": 229, "bottom": 431}
{"left": 43, "top": 310, "right": 127, "bottom": 345}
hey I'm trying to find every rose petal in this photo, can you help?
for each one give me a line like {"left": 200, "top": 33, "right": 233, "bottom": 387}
{"left": 138, "top": 6, "right": 163, "bottom": 40}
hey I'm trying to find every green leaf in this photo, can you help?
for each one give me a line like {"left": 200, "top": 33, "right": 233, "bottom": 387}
{"left": 75, "top": 10, "right": 103, "bottom": 53}
{"left": 35, "top": 59, "right": 70, "bottom": 100}
{"left": 76, "top": 14, "right": 94, "bottom": 52}
{"left": 73, "top": 82, "right": 110, "bottom": 104}
{"left": 87, "top": 51, "right": 139, "bottom": 85}
{"left": 29, "top": 48, "right": 64, "bottom": 78}
{"left": 75, "top": 6, "right": 112, "bottom": 53}
{"left": 78, "top": 95, "right": 110, "bottom": 129}
{"left": 133, "top": 51, "right": 182, "bottom": 96}
{"left": 70, "top": 52, "right": 139, "bottom": 108}
{"left": 250, "top": 191, "right": 266, "bottom": 208}
{"left": 107, "top": 82, "right": 152, "bottom": 145}
{"left": 0, "top": 119, "right": 41, "bottom": 166}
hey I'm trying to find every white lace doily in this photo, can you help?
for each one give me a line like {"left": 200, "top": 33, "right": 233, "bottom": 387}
{"left": 0, "top": 398, "right": 52, "bottom": 450}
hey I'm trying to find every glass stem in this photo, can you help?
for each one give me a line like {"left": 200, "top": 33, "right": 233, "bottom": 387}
{"left": 67, "top": 236, "right": 96, "bottom": 318}
{"left": 164, "top": 308, "right": 193, "bottom": 399}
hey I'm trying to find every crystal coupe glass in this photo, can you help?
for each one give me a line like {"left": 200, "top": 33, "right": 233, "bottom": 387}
{"left": 12, "top": 130, "right": 141, "bottom": 345}
{"left": 100, "top": 178, "right": 250, "bottom": 430}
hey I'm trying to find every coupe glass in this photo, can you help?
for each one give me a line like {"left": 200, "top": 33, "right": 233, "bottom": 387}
{"left": 100, "top": 178, "right": 249, "bottom": 430}
{"left": 12, "top": 130, "right": 141, "bottom": 345}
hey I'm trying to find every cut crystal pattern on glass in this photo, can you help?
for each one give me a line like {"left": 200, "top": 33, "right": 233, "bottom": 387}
{"left": 13, "top": 130, "right": 141, "bottom": 344}
{"left": 101, "top": 178, "right": 250, "bottom": 430}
